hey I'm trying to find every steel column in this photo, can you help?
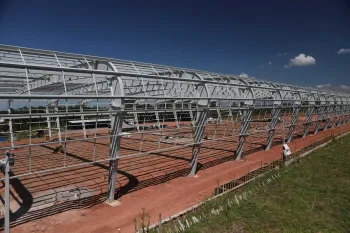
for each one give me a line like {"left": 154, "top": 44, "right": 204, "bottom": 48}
{"left": 286, "top": 106, "right": 300, "bottom": 143}
{"left": 80, "top": 104, "right": 87, "bottom": 138}
{"left": 235, "top": 109, "right": 253, "bottom": 160}
{"left": 331, "top": 106, "right": 340, "bottom": 128}
{"left": 228, "top": 103, "right": 233, "bottom": 117}
{"left": 106, "top": 75, "right": 125, "bottom": 202}
{"left": 4, "top": 161, "right": 10, "bottom": 233}
{"left": 173, "top": 103, "right": 179, "bottom": 129}
{"left": 313, "top": 106, "right": 325, "bottom": 134}
{"left": 216, "top": 102, "right": 222, "bottom": 124}
{"left": 302, "top": 106, "right": 315, "bottom": 138}
{"left": 7, "top": 100, "right": 14, "bottom": 148}
{"left": 133, "top": 104, "right": 140, "bottom": 132}
{"left": 189, "top": 108, "right": 208, "bottom": 176}
{"left": 265, "top": 108, "right": 281, "bottom": 150}
{"left": 54, "top": 101, "right": 62, "bottom": 143}
{"left": 337, "top": 106, "right": 346, "bottom": 126}
{"left": 323, "top": 106, "right": 334, "bottom": 131}
{"left": 107, "top": 106, "right": 124, "bottom": 201}
{"left": 154, "top": 105, "right": 161, "bottom": 128}
{"left": 188, "top": 103, "right": 197, "bottom": 126}
{"left": 343, "top": 105, "right": 350, "bottom": 124}
{"left": 45, "top": 106, "right": 52, "bottom": 140}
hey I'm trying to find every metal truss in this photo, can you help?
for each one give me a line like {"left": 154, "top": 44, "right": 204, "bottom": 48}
{"left": 265, "top": 107, "right": 281, "bottom": 150}
{"left": 0, "top": 44, "right": 349, "bottom": 228}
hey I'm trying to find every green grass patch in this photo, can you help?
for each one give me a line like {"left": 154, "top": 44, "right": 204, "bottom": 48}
{"left": 155, "top": 135, "right": 350, "bottom": 233}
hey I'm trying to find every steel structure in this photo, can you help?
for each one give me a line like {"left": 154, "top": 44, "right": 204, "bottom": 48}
{"left": 0, "top": 44, "right": 349, "bottom": 231}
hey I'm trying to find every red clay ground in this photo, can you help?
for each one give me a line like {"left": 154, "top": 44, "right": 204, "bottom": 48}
{"left": 0, "top": 117, "right": 347, "bottom": 233}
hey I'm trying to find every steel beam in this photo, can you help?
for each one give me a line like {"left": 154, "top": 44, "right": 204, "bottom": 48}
{"left": 265, "top": 108, "right": 281, "bottom": 150}
{"left": 189, "top": 107, "right": 208, "bottom": 176}
{"left": 235, "top": 109, "right": 252, "bottom": 160}
{"left": 302, "top": 106, "right": 315, "bottom": 138}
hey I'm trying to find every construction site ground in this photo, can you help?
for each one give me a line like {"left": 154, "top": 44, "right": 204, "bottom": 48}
{"left": 0, "top": 119, "right": 349, "bottom": 233}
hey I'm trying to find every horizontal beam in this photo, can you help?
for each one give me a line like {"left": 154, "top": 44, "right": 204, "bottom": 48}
{"left": 0, "top": 61, "right": 348, "bottom": 100}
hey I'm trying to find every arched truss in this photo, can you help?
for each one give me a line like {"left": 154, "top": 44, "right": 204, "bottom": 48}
{"left": 0, "top": 44, "right": 349, "bottom": 204}
{"left": 0, "top": 44, "right": 348, "bottom": 106}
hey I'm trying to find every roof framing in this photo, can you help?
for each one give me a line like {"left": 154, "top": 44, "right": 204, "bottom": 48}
{"left": 0, "top": 44, "right": 348, "bottom": 106}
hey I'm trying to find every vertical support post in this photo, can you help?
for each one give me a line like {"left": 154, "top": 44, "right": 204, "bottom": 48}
{"left": 314, "top": 106, "right": 325, "bottom": 134}
{"left": 188, "top": 103, "right": 195, "bottom": 126}
{"left": 346, "top": 105, "right": 350, "bottom": 124}
{"left": 154, "top": 105, "right": 160, "bottom": 129}
{"left": 228, "top": 103, "right": 233, "bottom": 117}
{"left": 331, "top": 106, "right": 340, "bottom": 129}
{"left": 107, "top": 105, "right": 124, "bottom": 202}
{"left": 235, "top": 109, "right": 252, "bottom": 160}
{"left": 343, "top": 105, "right": 350, "bottom": 124}
{"left": 265, "top": 107, "right": 281, "bottom": 150}
{"left": 337, "top": 106, "right": 344, "bottom": 126}
{"left": 282, "top": 117, "right": 285, "bottom": 144}
{"left": 54, "top": 101, "right": 62, "bottom": 143}
{"left": 7, "top": 100, "right": 14, "bottom": 148}
{"left": 216, "top": 109, "right": 222, "bottom": 124}
{"left": 173, "top": 103, "right": 179, "bottom": 129}
{"left": 189, "top": 107, "right": 208, "bottom": 176}
{"left": 323, "top": 106, "right": 333, "bottom": 131}
{"left": 302, "top": 106, "right": 315, "bottom": 138}
{"left": 46, "top": 105, "right": 52, "bottom": 140}
{"left": 286, "top": 106, "right": 300, "bottom": 143}
{"left": 4, "top": 160, "right": 10, "bottom": 233}
{"left": 216, "top": 102, "right": 222, "bottom": 124}
{"left": 107, "top": 76, "right": 124, "bottom": 202}
{"left": 80, "top": 104, "right": 87, "bottom": 138}
{"left": 133, "top": 104, "right": 140, "bottom": 132}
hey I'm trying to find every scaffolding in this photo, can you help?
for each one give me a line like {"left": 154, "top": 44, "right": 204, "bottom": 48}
{"left": 0, "top": 44, "right": 349, "bottom": 232}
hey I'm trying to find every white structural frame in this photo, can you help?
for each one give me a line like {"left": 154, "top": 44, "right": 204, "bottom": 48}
{"left": 0, "top": 44, "right": 349, "bottom": 232}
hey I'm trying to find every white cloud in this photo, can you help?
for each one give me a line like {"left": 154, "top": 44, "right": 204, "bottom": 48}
{"left": 239, "top": 72, "right": 249, "bottom": 78}
{"left": 277, "top": 53, "right": 288, "bottom": 56}
{"left": 286, "top": 54, "right": 316, "bottom": 68}
{"left": 316, "top": 83, "right": 331, "bottom": 88}
{"left": 315, "top": 84, "right": 350, "bottom": 93}
{"left": 337, "top": 48, "right": 350, "bottom": 54}
{"left": 268, "top": 61, "right": 272, "bottom": 65}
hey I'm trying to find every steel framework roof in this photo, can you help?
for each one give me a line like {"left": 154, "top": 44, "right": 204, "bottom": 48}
{"left": 0, "top": 45, "right": 349, "bottom": 231}
{"left": 0, "top": 44, "right": 348, "bottom": 106}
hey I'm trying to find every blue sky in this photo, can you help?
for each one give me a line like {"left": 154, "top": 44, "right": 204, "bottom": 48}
{"left": 0, "top": 0, "right": 349, "bottom": 93}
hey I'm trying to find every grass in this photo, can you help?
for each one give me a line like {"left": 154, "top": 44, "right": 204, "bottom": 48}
{"left": 156, "top": 134, "right": 350, "bottom": 233}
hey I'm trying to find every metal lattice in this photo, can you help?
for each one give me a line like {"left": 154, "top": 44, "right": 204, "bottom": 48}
{"left": 0, "top": 44, "right": 349, "bottom": 231}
